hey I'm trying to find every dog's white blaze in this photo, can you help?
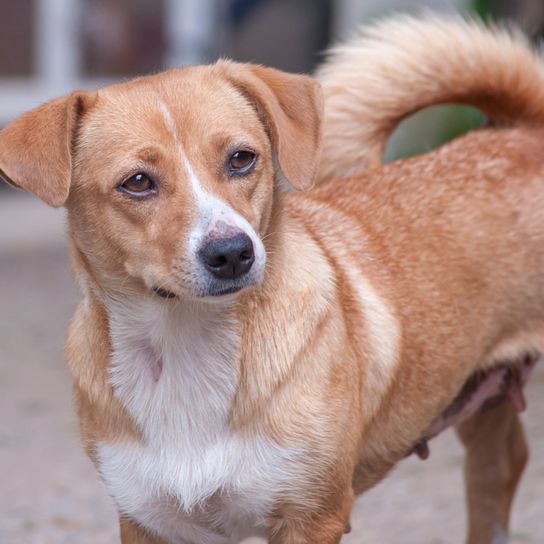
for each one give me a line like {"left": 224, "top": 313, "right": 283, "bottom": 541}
{"left": 345, "top": 266, "right": 401, "bottom": 420}
{"left": 99, "top": 297, "right": 301, "bottom": 542}
{"left": 158, "top": 101, "right": 266, "bottom": 277}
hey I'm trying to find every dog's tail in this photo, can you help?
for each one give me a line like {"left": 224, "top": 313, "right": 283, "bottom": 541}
{"left": 316, "top": 15, "right": 544, "bottom": 184}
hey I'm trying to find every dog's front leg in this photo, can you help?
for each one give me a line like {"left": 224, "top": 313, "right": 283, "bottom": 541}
{"left": 267, "top": 488, "right": 354, "bottom": 544}
{"left": 119, "top": 518, "right": 170, "bottom": 544}
{"left": 456, "top": 401, "right": 528, "bottom": 544}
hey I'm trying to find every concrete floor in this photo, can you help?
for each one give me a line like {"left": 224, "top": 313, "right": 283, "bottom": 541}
{"left": 1, "top": 191, "right": 543, "bottom": 543}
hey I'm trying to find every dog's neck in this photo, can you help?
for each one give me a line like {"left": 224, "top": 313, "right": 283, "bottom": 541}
{"left": 103, "top": 293, "right": 240, "bottom": 440}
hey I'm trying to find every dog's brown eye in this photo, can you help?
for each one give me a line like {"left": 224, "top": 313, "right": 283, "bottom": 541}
{"left": 119, "top": 173, "right": 156, "bottom": 196}
{"left": 228, "top": 150, "right": 257, "bottom": 175}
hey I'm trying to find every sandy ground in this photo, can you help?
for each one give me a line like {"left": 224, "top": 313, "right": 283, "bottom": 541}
{"left": 0, "top": 191, "right": 543, "bottom": 544}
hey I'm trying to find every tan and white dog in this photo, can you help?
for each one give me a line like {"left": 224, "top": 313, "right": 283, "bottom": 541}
{"left": 1, "top": 15, "right": 544, "bottom": 544}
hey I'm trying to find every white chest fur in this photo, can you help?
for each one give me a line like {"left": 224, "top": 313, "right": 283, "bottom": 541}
{"left": 97, "top": 299, "right": 299, "bottom": 543}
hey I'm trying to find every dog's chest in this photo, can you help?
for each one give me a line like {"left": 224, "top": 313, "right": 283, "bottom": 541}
{"left": 97, "top": 303, "right": 298, "bottom": 543}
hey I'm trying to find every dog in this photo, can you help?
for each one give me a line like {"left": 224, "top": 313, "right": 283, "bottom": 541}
{"left": 1, "top": 15, "right": 543, "bottom": 544}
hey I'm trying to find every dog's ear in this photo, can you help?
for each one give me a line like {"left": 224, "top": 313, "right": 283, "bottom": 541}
{"left": 223, "top": 62, "right": 323, "bottom": 191}
{"left": 0, "top": 91, "right": 93, "bottom": 207}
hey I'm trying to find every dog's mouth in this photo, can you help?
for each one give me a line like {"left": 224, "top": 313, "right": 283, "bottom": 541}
{"left": 410, "top": 353, "right": 538, "bottom": 459}
{"left": 152, "top": 287, "right": 177, "bottom": 299}
{"left": 152, "top": 284, "right": 245, "bottom": 300}
{"left": 208, "top": 285, "right": 244, "bottom": 297}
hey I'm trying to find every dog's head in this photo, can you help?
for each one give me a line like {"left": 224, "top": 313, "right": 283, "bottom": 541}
{"left": 0, "top": 62, "right": 322, "bottom": 301}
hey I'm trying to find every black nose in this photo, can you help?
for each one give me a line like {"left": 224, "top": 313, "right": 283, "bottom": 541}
{"left": 198, "top": 233, "right": 254, "bottom": 280}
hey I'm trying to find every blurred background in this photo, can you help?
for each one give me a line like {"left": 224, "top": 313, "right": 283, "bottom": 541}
{"left": 2, "top": 0, "right": 544, "bottom": 155}
{"left": 1, "top": 1, "right": 544, "bottom": 543}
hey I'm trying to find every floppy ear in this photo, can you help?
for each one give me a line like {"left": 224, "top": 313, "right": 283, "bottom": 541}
{"left": 0, "top": 91, "right": 92, "bottom": 207}
{"left": 221, "top": 62, "right": 323, "bottom": 191}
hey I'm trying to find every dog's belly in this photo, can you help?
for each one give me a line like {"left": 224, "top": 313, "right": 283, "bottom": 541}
{"left": 410, "top": 344, "right": 541, "bottom": 459}
{"left": 98, "top": 435, "right": 297, "bottom": 543}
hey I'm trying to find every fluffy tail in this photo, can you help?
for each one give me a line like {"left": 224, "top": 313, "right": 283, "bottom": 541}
{"left": 316, "top": 15, "right": 544, "bottom": 184}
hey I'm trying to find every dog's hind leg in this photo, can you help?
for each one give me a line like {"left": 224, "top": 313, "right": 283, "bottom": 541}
{"left": 456, "top": 401, "right": 528, "bottom": 544}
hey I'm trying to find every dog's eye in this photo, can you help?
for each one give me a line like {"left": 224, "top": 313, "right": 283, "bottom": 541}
{"left": 119, "top": 173, "right": 157, "bottom": 196}
{"left": 228, "top": 150, "right": 257, "bottom": 175}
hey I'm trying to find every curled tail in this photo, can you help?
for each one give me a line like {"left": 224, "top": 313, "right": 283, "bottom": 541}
{"left": 316, "top": 15, "right": 544, "bottom": 184}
